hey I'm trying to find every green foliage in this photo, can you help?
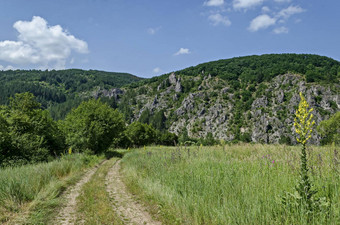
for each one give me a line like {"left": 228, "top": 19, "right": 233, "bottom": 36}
{"left": 0, "top": 93, "right": 65, "bottom": 166}
{"left": 61, "top": 99, "right": 125, "bottom": 154}
{"left": 125, "top": 122, "right": 156, "bottom": 147}
{"left": 240, "top": 132, "right": 252, "bottom": 143}
{"left": 156, "top": 131, "right": 178, "bottom": 146}
{"left": 178, "top": 54, "right": 339, "bottom": 84}
{"left": 138, "top": 108, "right": 151, "bottom": 124}
{"left": 0, "top": 69, "right": 142, "bottom": 120}
{"left": 178, "top": 127, "right": 192, "bottom": 145}
{"left": 279, "top": 135, "right": 292, "bottom": 145}
{"left": 0, "top": 115, "right": 10, "bottom": 165}
{"left": 198, "top": 132, "right": 217, "bottom": 146}
{"left": 151, "top": 110, "right": 167, "bottom": 131}
{"left": 317, "top": 111, "right": 340, "bottom": 145}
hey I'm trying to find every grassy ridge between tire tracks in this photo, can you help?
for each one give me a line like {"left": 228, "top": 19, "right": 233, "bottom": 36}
{"left": 76, "top": 157, "right": 123, "bottom": 224}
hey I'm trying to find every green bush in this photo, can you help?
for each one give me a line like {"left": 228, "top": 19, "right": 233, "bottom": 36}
{"left": 125, "top": 122, "right": 156, "bottom": 147}
{"left": 156, "top": 131, "right": 178, "bottom": 146}
{"left": 61, "top": 99, "right": 125, "bottom": 154}
{"left": 317, "top": 111, "right": 340, "bottom": 145}
{"left": 0, "top": 93, "right": 65, "bottom": 166}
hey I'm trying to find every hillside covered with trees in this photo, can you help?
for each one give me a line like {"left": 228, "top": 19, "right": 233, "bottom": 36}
{"left": 0, "top": 69, "right": 142, "bottom": 119}
{"left": 119, "top": 54, "right": 340, "bottom": 145}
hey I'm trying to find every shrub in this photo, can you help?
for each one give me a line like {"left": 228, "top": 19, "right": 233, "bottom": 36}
{"left": 156, "top": 131, "right": 178, "bottom": 146}
{"left": 61, "top": 99, "right": 125, "bottom": 154}
{"left": 317, "top": 111, "right": 340, "bottom": 145}
{"left": 125, "top": 122, "right": 156, "bottom": 147}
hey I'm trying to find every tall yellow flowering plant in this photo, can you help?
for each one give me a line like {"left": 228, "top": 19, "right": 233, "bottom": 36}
{"left": 282, "top": 92, "right": 329, "bottom": 220}
{"left": 294, "top": 92, "right": 316, "bottom": 212}
{"left": 294, "top": 92, "right": 315, "bottom": 145}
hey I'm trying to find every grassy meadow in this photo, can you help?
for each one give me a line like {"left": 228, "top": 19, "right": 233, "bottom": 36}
{"left": 121, "top": 144, "right": 340, "bottom": 224}
{"left": 0, "top": 154, "right": 101, "bottom": 224}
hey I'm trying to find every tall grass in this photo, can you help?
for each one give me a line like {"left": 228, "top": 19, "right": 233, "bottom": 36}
{"left": 121, "top": 144, "right": 340, "bottom": 224}
{"left": 0, "top": 154, "right": 100, "bottom": 224}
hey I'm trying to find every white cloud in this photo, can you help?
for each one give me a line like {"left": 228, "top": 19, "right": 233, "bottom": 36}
{"left": 261, "top": 6, "right": 270, "bottom": 13}
{"left": 147, "top": 26, "right": 161, "bottom": 35}
{"left": 248, "top": 14, "right": 276, "bottom": 31}
{"left": 153, "top": 67, "right": 161, "bottom": 73}
{"left": 248, "top": 5, "right": 304, "bottom": 32}
{"left": 174, "top": 48, "right": 191, "bottom": 56}
{"left": 233, "top": 0, "right": 264, "bottom": 10}
{"left": 0, "top": 65, "right": 15, "bottom": 70}
{"left": 0, "top": 16, "right": 88, "bottom": 69}
{"left": 208, "top": 13, "right": 231, "bottom": 26}
{"left": 277, "top": 5, "right": 305, "bottom": 19}
{"left": 273, "top": 26, "right": 289, "bottom": 34}
{"left": 204, "top": 0, "right": 224, "bottom": 7}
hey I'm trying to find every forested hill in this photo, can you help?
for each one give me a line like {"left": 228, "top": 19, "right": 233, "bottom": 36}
{"left": 129, "top": 54, "right": 339, "bottom": 89}
{"left": 178, "top": 54, "right": 339, "bottom": 83}
{"left": 119, "top": 54, "right": 340, "bottom": 145}
{"left": 0, "top": 69, "right": 142, "bottom": 119}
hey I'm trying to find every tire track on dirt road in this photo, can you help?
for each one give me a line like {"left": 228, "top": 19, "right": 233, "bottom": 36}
{"left": 54, "top": 161, "right": 106, "bottom": 225}
{"left": 106, "top": 160, "right": 161, "bottom": 225}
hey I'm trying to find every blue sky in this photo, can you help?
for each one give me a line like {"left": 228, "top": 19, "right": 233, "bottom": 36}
{"left": 0, "top": 0, "right": 339, "bottom": 78}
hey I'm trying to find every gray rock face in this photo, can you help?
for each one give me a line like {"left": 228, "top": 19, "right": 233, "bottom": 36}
{"left": 276, "top": 90, "right": 284, "bottom": 104}
{"left": 120, "top": 73, "right": 339, "bottom": 144}
{"left": 252, "top": 96, "right": 268, "bottom": 110}
{"left": 175, "top": 80, "right": 183, "bottom": 93}
{"left": 169, "top": 73, "right": 177, "bottom": 85}
{"left": 92, "top": 88, "right": 123, "bottom": 100}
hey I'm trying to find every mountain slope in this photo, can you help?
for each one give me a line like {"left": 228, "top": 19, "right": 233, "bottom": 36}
{"left": 118, "top": 54, "right": 340, "bottom": 144}
{"left": 0, "top": 69, "right": 142, "bottom": 119}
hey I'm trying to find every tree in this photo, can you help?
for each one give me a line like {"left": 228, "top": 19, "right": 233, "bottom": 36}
{"left": 317, "top": 111, "right": 340, "bottom": 145}
{"left": 178, "top": 127, "right": 190, "bottom": 145}
{"left": 0, "top": 114, "right": 11, "bottom": 165}
{"left": 156, "top": 130, "right": 178, "bottom": 146}
{"left": 0, "top": 93, "right": 65, "bottom": 165}
{"left": 151, "top": 110, "right": 166, "bottom": 130}
{"left": 125, "top": 122, "right": 156, "bottom": 147}
{"left": 139, "top": 108, "right": 151, "bottom": 124}
{"left": 62, "top": 99, "right": 125, "bottom": 154}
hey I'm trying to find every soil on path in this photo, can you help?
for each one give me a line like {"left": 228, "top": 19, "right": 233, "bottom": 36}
{"left": 106, "top": 160, "right": 161, "bottom": 225}
{"left": 54, "top": 161, "right": 104, "bottom": 225}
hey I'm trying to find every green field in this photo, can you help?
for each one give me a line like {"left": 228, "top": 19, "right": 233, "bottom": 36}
{"left": 121, "top": 144, "right": 340, "bottom": 224}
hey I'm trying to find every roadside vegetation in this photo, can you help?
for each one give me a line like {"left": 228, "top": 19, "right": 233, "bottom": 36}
{"left": 121, "top": 144, "right": 340, "bottom": 224}
{"left": 0, "top": 153, "right": 100, "bottom": 224}
{"left": 0, "top": 92, "right": 177, "bottom": 167}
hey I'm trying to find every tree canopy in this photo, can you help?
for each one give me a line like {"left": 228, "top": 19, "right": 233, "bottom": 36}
{"left": 0, "top": 93, "right": 65, "bottom": 166}
{"left": 317, "top": 112, "right": 340, "bottom": 145}
{"left": 61, "top": 99, "right": 125, "bottom": 154}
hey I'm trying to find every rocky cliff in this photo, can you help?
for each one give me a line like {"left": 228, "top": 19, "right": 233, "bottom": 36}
{"left": 103, "top": 54, "right": 340, "bottom": 144}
